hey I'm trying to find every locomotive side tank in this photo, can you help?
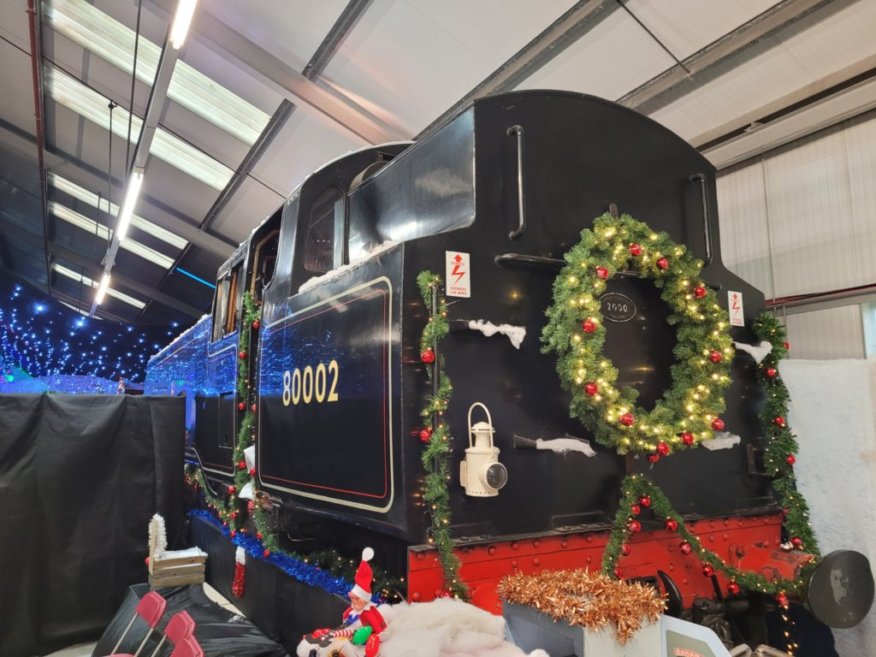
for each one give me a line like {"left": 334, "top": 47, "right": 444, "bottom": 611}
{"left": 163, "top": 91, "right": 872, "bottom": 634}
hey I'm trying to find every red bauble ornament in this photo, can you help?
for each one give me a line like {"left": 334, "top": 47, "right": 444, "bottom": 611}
{"left": 238, "top": 402, "right": 246, "bottom": 411}
{"left": 647, "top": 454, "right": 660, "bottom": 464}
{"left": 680, "top": 541, "right": 692, "bottom": 555}
{"left": 776, "top": 592, "right": 789, "bottom": 608}
{"left": 247, "top": 501, "right": 255, "bottom": 512}
{"left": 620, "top": 412, "right": 635, "bottom": 427}
{"left": 783, "top": 341, "right": 791, "bottom": 350}
{"left": 709, "top": 350, "right": 722, "bottom": 363}
{"left": 665, "top": 518, "right": 678, "bottom": 532}
{"left": 595, "top": 266, "right": 609, "bottom": 280}
{"left": 230, "top": 530, "right": 237, "bottom": 538}
{"left": 681, "top": 431, "right": 695, "bottom": 446}
{"left": 630, "top": 504, "right": 641, "bottom": 516}
{"left": 774, "top": 416, "right": 786, "bottom": 427}
{"left": 629, "top": 243, "right": 642, "bottom": 256}
{"left": 251, "top": 403, "right": 257, "bottom": 414}
{"left": 144, "top": 556, "right": 151, "bottom": 566}
{"left": 786, "top": 454, "right": 796, "bottom": 466}
{"left": 639, "top": 495, "right": 651, "bottom": 508}
{"left": 621, "top": 544, "right": 631, "bottom": 556}
{"left": 420, "top": 348, "right": 436, "bottom": 364}
{"left": 251, "top": 319, "right": 260, "bottom": 330}
{"left": 728, "top": 582, "right": 740, "bottom": 595}
{"left": 694, "top": 286, "right": 707, "bottom": 299}
{"left": 419, "top": 427, "right": 433, "bottom": 443}
{"left": 702, "top": 564, "right": 715, "bottom": 577}
{"left": 791, "top": 536, "right": 803, "bottom": 549}
{"left": 227, "top": 485, "right": 236, "bottom": 495}
{"left": 656, "top": 256, "right": 669, "bottom": 270}
{"left": 582, "top": 319, "right": 597, "bottom": 334}
{"left": 263, "top": 549, "right": 271, "bottom": 558}
{"left": 584, "top": 382, "right": 598, "bottom": 397}
{"left": 256, "top": 532, "right": 263, "bottom": 540}
{"left": 765, "top": 367, "right": 777, "bottom": 378}
{"left": 239, "top": 350, "right": 247, "bottom": 360}
{"left": 711, "top": 417, "right": 725, "bottom": 431}
{"left": 230, "top": 510, "right": 238, "bottom": 519}
{"left": 614, "top": 568, "right": 623, "bottom": 580}
{"left": 656, "top": 441, "right": 670, "bottom": 456}
{"left": 249, "top": 467, "right": 256, "bottom": 476}
{"left": 628, "top": 519, "right": 642, "bottom": 533}
{"left": 237, "top": 460, "right": 247, "bottom": 470}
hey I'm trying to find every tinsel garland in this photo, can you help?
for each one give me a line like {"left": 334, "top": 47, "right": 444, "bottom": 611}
{"left": 752, "top": 313, "right": 820, "bottom": 556}
{"left": 601, "top": 475, "right": 809, "bottom": 596}
{"left": 499, "top": 569, "right": 664, "bottom": 645}
{"left": 416, "top": 271, "right": 468, "bottom": 600}
{"left": 542, "top": 213, "right": 733, "bottom": 457}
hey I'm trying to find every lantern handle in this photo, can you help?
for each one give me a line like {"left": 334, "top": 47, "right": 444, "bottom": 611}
{"left": 467, "top": 402, "right": 494, "bottom": 448}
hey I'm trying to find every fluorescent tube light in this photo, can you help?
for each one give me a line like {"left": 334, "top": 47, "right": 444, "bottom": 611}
{"left": 115, "top": 170, "right": 144, "bottom": 242}
{"left": 54, "top": 264, "right": 146, "bottom": 309}
{"left": 170, "top": 0, "right": 198, "bottom": 50}
{"left": 48, "top": 173, "right": 188, "bottom": 249}
{"left": 95, "top": 272, "right": 111, "bottom": 305}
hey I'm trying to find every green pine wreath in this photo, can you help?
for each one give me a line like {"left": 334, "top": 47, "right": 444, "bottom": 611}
{"left": 542, "top": 213, "right": 734, "bottom": 457}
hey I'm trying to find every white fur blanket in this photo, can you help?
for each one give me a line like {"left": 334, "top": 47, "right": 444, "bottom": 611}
{"left": 296, "top": 598, "right": 549, "bottom": 657}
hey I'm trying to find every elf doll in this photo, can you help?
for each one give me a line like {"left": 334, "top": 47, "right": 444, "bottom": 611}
{"left": 301, "top": 548, "right": 386, "bottom": 657}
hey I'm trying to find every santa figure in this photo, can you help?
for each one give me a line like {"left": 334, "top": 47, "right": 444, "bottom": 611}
{"left": 300, "top": 547, "right": 386, "bottom": 657}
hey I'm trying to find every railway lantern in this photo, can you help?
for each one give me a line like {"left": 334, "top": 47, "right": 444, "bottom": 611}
{"left": 460, "top": 402, "right": 507, "bottom": 497}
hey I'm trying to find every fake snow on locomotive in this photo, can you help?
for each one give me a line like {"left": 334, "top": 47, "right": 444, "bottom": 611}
{"left": 146, "top": 91, "right": 873, "bottom": 644}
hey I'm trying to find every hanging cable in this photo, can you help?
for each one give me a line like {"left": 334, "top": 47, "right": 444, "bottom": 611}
{"left": 125, "top": 0, "right": 143, "bottom": 173}
{"left": 106, "top": 100, "right": 117, "bottom": 246}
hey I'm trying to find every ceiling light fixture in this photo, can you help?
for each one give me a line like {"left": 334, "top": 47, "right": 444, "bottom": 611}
{"left": 115, "top": 169, "right": 144, "bottom": 241}
{"left": 169, "top": 0, "right": 198, "bottom": 50}
{"left": 94, "top": 273, "right": 111, "bottom": 305}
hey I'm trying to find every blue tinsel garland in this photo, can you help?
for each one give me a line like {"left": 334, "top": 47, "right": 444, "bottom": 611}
{"left": 190, "top": 509, "right": 352, "bottom": 597}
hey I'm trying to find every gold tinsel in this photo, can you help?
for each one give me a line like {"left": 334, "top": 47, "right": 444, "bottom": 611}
{"left": 498, "top": 569, "right": 665, "bottom": 645}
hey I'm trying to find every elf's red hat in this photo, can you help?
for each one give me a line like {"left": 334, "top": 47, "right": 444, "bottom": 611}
{"left": 349, "top": 547, "right": 374, "bottom": 601}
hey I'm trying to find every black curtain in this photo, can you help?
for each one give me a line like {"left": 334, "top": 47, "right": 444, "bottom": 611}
{"left": 0, "top": 394, "right": 185, "bottom": 657}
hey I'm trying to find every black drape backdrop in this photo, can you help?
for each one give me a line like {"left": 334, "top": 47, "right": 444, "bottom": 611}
{"left": 0, "top": 394, "right": 185, "bottom": 657}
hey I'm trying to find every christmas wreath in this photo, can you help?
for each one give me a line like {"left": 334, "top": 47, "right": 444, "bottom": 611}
{"left": 542, "top": 213, "right": 733, "bottom": 458}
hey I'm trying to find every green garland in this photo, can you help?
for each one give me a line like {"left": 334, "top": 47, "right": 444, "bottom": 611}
{"left": 543, "top": 213, "right": 733, "bottom": 457}
{"left": 752, "top": 313, "right": 820, "bottom": 556}
{"left": 601, "top": 475, "right": 805, "bottom": 596}
{"left": 416, "top": 271, "right": 468, "bottom": 600}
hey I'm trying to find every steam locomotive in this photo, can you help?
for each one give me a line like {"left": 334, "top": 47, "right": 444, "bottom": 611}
{"left": 146, "top": 91, "right": 871, "bottom": 646}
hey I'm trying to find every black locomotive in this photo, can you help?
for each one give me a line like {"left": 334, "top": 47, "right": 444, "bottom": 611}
{"left": 147, "top": 91, "right": 871, "bottom": 647}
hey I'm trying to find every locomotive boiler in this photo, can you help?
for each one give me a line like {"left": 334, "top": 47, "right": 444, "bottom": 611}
{"left": 146, "top": 90, "right": 872, "bottom": 647}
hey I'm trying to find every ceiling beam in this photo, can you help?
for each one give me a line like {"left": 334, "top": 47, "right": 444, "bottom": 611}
{"left": 0, "top": 219, "right": 205, "bottom": 318}
{"left": 302, "top": 0, "right": 374, "bottom": 80}
{"left": 148, "top": 0, "right": 405, "bottom": 144}
{"left": 618, "top": 0, "right": 859, "bottom": 115}
{"left": 420, "top": 0, "right": 620, "bottom": 136}
{"left": 0, "top": 117, "right": 236, "bottom": 258}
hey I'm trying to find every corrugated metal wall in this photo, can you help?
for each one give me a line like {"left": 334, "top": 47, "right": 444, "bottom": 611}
{"left": 717, "top": 110, "right": 876, "bottom": 360}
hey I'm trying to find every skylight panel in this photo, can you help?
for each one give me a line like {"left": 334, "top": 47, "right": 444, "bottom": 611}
{"left": 46, "top": 66, "right": 234, "bottom": 190}
{"left": 54, "top": 264, "right": 147, "bottom": 309}
{"left": 48, "top": 172, "right": 188, "bottom": 249}
{"left": 45, "top": 0, "right": 270, "bottom": 145}
{"left": 49, "top": 201, "right": 176, "bottom": 269}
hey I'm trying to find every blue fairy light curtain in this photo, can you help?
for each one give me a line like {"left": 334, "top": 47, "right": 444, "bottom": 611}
{"left": 0, "top": 278, "right": 190, "bottom": 394}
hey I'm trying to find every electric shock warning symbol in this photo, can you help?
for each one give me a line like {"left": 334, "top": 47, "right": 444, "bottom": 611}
{"left": 446, "top": 251, "right": 471, "bottom": 298}
{"left": 728, "top": 290, "right": 745, "bottom": 327}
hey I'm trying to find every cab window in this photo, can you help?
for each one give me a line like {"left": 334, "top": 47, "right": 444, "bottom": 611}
{"left": 304, "top": 187, "right": 343, "bottom": 274}
{"left": 212, "top": 262, "right": 242, "bottom": 341}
